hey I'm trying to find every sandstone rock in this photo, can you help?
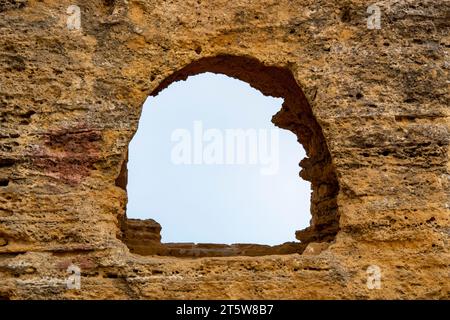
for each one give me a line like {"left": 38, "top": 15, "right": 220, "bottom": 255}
{"left": 303, "top": 242, "right": 330, "bottom": 256}
{"left": 0, "top": 238, "right": 7, "bottom": 246}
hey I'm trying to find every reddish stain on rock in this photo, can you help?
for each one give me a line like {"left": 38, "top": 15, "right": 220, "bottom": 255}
{"left": 33, "top": 126, "right": 103, "bottom": 185}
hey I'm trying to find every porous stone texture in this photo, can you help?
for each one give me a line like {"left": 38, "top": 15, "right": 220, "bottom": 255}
{"left": 0, "top": 0, "right": 449, "bottom": 299}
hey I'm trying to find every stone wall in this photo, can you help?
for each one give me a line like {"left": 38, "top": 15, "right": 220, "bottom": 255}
{"left": 0, "top": 0, "right": 448, "bottom": 299}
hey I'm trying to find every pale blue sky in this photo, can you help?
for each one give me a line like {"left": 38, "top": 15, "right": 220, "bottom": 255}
{"left": 126, "top": 73, "right": 311, "bottom": 245}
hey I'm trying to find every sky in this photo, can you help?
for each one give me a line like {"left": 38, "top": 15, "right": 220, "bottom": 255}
{"left": 126, "top": 72, "right": 311, "bottom": 245}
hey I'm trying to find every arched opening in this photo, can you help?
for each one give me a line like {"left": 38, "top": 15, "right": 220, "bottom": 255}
{"left": 126, "top": 72, "right": 311, "bottom": 245}
{"left": 117, "top": 55, "right": 340, "bottom": 257}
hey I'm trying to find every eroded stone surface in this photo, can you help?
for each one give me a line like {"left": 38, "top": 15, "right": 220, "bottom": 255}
{"left": 0, "top": 0, "right": 449, "bottom": 299}
{"left": 123, "top": 218, "right": 306, "bottom": 257}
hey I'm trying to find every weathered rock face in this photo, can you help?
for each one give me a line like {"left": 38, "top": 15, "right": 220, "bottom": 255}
{"left": 0, "top": 0, "right": 449, "bottom": 299}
